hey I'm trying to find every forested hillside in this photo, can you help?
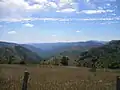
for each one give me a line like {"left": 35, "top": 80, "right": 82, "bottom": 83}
{"left": 0, "top": 40, "right": 106, "bottom": 65}
{"left": 0, "top": 42, "right": 42, "bottom": 64}
{"left": 77, "top": 40, "right": 120, "bottom": 69}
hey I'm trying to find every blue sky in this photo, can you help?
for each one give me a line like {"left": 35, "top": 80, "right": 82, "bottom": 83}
{"left": 0, "top": 0, "right": 120, "bottom": 43}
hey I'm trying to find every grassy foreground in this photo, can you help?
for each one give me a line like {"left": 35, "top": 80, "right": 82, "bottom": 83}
{"left": 0, "top": 64, "right": 119, "bottom": 90}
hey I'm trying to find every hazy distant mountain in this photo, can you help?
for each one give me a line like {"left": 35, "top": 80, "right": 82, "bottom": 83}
{"left": 0, "top": 41, "right": 17, "bottom": 47}
{"left": 30, "top": 41, "right": 105, "bottom": 50}
{"left": 21, "top": 44, "right": 43, "bottom": 55}
{"left": 29, "top": 41, "right": 105, "bottom": 59}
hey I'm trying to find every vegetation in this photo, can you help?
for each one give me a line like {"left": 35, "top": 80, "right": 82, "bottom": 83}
{"left": 0, "top": 41, "right": 104, "bottom": 65}
{"left": 1, "top": 40, "right": 120, "bottom": 69}
{"left": 52, "top": 56, "right": 59, "bottom": 66}
{"left": 0, "top": 40, "right": 120, "bottom": 89}
{"left": 0, "top": 65, "right": 118, "bottom": 90}
{"left": 77, "top": 40, "right": 120, "bottom": 69}
{"left": 60, "top": 56, "right": 69, "bottom": 66}
{"left": 0, "top": 45, "right": 42, "bottom": 64}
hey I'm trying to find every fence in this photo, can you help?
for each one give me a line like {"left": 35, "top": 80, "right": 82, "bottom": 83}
{"left": 116, "top": 76, "right": 120, "bottom": 90}
{"left": 22, "top": 71, "right": 29, "bottom": 90}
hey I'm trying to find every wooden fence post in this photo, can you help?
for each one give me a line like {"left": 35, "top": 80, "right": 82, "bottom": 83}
{"left": 116, "top": 76, "right": 120, "bottom": 90}
{"left": 22, "top": 71, "right": 29, "bottom": 90}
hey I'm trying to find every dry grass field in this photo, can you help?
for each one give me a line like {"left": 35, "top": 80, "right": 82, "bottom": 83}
{"left": 0, "top": 64, "right": 119, "bottom": 90}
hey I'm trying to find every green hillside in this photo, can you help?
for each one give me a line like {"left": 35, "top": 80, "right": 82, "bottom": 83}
{"left": 0, "top": 41, "right": 105, "bottom": 65}
{"left": 77, "top": 40, "right": 120, "bottom": 69}
{"left": 0, "top": 44, "right": 42, "bottom": 64}
{"left": 45, "top": 42, "right": 104, "bottom": 66}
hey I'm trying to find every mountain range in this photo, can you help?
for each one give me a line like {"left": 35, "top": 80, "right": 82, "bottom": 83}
{"left": 29, "top": 40, "right": 106, "bottom": 58}
{"left": 0, "top": 40, "right": 106, "bottom": 64}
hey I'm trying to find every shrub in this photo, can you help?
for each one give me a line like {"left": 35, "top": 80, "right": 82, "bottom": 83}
{"left": 20, "top": 60, "right": 26, "bottom": 64}
{"left": 60, "top": 56, "right": 69, "bottom": 66}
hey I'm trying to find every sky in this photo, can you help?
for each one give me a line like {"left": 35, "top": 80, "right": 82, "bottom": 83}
{"left": 0, "top": 0, "right": 120, "bottom": 43}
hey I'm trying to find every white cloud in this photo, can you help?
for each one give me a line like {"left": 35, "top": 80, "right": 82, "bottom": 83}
{"left": 112, "top": 13, "right": 116, "bottom": 16}
{"left": 0, "top": 0, "right": 116, "bottom": 20}
{"left": 76, "top": 30, "right": 80, "bottom": 33}
{"left": 0, "top": 16, "right": 120, "bottom": 22}
{"left": 80, "top": 10, "right": 113, "bottom": 14}
{"left": 26, "top": 4, "right": 43, "bottom": 10}
{"left": 8, "top": 31, "right": 16, "bottom": 34}
{"left": 56, "top": 8, "right": 76, "bottom": 13}
{"left": 100, "top": 21, "right": 119, "bottom": 25}
{"left": 0, "top": 0, "right": 29, "bottom": 18}
{"left": 0, "top": 0, "right": 59, "bottom": 18}
{"left": 48, "top": 2, "right": 57, "bottom": 8}
{"left": 30, "top": 0, "right": 48, "bottom": 4}
{"left": 106, "top": 3, "right": 111, "bottom": 6}
{"left": 52, "top": 34, "right": 56, "bottom": 37}
{"left": 24, "top": 23, "right": 34, "bottom": 27}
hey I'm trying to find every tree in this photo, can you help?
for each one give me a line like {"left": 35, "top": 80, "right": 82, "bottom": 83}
{"left": 8, "top": 56, "right": 15, "bottom": 64}
{"left": 75, "top": 59, "right": 82, "bottom": 67}
{"left": 53, "top": 57, "right": 59, "bottom": 65}
{"left": 91, "top": 57, "right": 98, "bottom": 72}
{"left": 60, "top": 56, "right": 69, "bottom": 66}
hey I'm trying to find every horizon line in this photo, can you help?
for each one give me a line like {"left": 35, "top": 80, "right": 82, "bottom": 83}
{"left": 0, "top": 40, "right": 112, "bottom": 44}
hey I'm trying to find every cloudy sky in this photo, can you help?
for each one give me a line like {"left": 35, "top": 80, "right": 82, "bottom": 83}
{"left": 0, "top": 0, "right": 120, "bottom": 43}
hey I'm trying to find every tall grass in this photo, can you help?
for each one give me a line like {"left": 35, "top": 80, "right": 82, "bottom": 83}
{"left": 0, "top": 67, "right": 9, "bottom": 90}
{"left": 0, "top": 65, "right": 118, "bottom": 90}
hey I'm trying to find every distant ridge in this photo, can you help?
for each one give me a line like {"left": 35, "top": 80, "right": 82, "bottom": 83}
{"left": 0, "top": 40, "right": 107, "bottom": 61}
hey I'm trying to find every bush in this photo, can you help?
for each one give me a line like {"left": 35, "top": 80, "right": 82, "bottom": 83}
{"left": 19, "top": 60, "right": 26, "bottom": 64}
{"left": 108, "top": 62, "right": 120, "bottom": 69}
{"left": 60, "top": 56, "right": 69, "bottom": 66}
